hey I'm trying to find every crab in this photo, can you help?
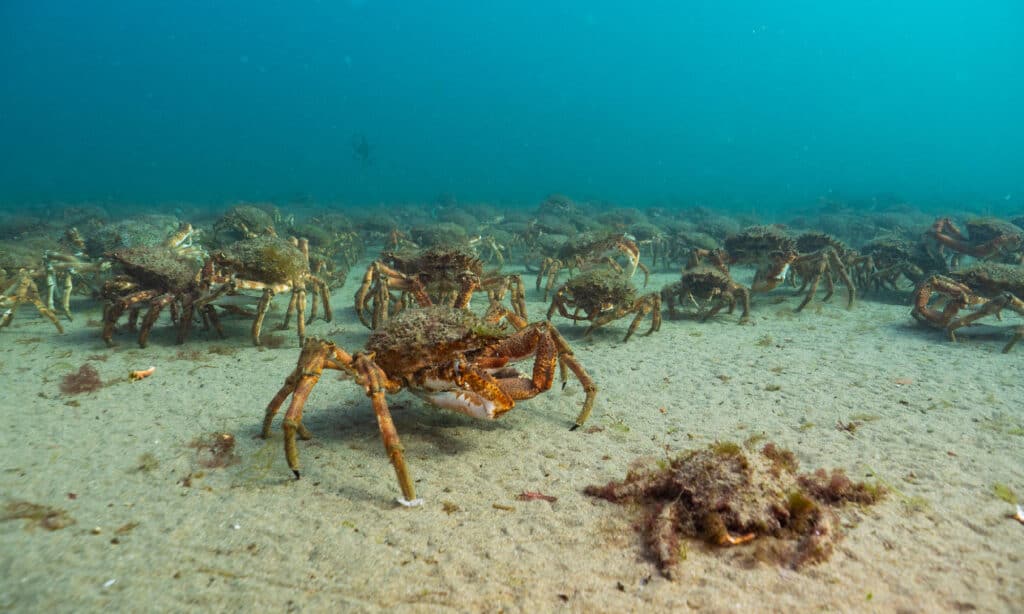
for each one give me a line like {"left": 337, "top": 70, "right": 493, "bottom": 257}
{"left": 857, "top": 234, "right": 948, "bottom": 293}
{"left": 789, "top": 232, "right": 858, "bottom": 311}
{"left": 537, "top": 232, "right": 649, "bottom": 301}
{"left": 928, "top": 217, "right": 1024, "bottom": 268}
{"left": 545, "top": 265, "right": 661, "bottom": 342}
{"left": 0, "top": 269, "right": 64, "bottom": 333}
{"left": 911, "top": 262, "right": 1024, "bottom": 353}
{"left": 101, "top": 244, "right": 205, "bottom": 347}
{"left": 354, "top": 245, "right": 526, "bottom": 329}
{"left": 42, "top": 227, "right": 111, "bottom": 320}
{"left": 208, "top": 235, "right": 332, "bottom": 346}
{"left": 260, "top": 302, "right": 597, "bottom": 505}
{"left": 661, "top": 256, "right": 750, "bottom": 323}
{"left": 721, "top": 225, "right": 799, "bottom": 294}
{"left": 210, "top": 204, "right": 294, "bottom": 247}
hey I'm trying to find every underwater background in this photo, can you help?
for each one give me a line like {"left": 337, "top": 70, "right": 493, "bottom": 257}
{"left": 2, "top": 1, "right": 1022, "bottom": 214}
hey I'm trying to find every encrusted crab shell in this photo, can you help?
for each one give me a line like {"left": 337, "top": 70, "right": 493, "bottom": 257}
{"left": 218, "top": 236, "right": 309, "bottom": 284}
{"left": 364, "top": 305, "right": 506, "bottom": 375}
{"left": 559, "top": 267, "right": 637, "bottom": 312}
{"left": 724, "top": 225, "right": 797, "bottom": 264}
{"left": 950, "top": 262, "right": 1024, "bottom": 295}
{"left": 107, "top": 246, "right": 201, "bottom": 292}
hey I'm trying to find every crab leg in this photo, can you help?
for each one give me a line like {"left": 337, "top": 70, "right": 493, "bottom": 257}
{"left": 137, "top": 293, "right": 176, "bottom": 348}
{"left": 252, "top": 288, "right": 275, "bottom": 346}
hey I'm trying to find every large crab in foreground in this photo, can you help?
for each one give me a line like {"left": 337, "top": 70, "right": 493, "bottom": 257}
{"left": 911, "top": 262, "right": 1024, "bottom": 353}
{"left": 261, "top": 302, "right": 597, "bottom": 505}
{"left": 546, "top": 266, "right": 661, "bottom": 342}
{"left": 354, "top": 245, "right": 526, "bottom": 329}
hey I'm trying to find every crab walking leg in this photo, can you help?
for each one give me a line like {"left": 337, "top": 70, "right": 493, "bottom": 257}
{"left": 295, "top": 288, "right": 308, "bottom": 346}
{"left": 359, "top": 358, "right": 419, "bottom": 505}
{"left": 137, "top": 293, "right": 176, "bottom": 348}
{"left": 624, "top": 295, "right": 662, "bottom": 342}
{"left": 261, "top": 339, "right": 344, "bottom": 472}
{"left": 315, "top": 278, "right": 333, "bottom": 322}
{"left": 28, "top": 292, "right": 65, "bottom": 333}
{"left": 796, "top": 258, "right": 827, "bottom": 312}
{"left": 550, "top": 326, "right": 598, "bottom": 427}
{"left": 353, "top": 265, "right": 377, "bottom": 328}
{"left": 61, "top": 272, "right": 74, "bottom": 320}
{"left": 946, "top": 293, "right": 1024, "bottom": 345}
{"left": 833, "top": 255, "right": 857, "bottom": 308}
{"left": 1005, "top": 326, "right": 1024, "bottom": 353}
{"left": 252, "top": 288, "right": 275, "bottom": 345}
{"left": 280, "top": 289, "right": 299, "bottom": 331}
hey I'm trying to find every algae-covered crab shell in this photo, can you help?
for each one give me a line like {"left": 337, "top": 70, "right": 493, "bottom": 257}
{"left": 561, "top": 268, "right": 637, "bottom": 314}
{"left": 107, "top": 246, "right": 201, "bottom": 292}
{"left": 364, "top": 305, "right": 505, "bottom": 375}
{"left": 217, "top": 236, "right": 309, "bottom": 284}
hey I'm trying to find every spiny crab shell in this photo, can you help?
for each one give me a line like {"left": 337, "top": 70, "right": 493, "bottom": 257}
{"left": 560, "top": 267, "right": 637, "bottom": 313}
{"left": 107, "top": 246, "right": 201, "bottom": 292}
{"left": 217, "top": 236, "right": 309, "bottom": 284}
{"left": 365, "top": 305, "right": 506, "bottom": 376}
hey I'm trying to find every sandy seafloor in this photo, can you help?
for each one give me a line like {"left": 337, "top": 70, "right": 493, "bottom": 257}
{"left": 1, "top": 261, "right": 1022, "bottom": 613}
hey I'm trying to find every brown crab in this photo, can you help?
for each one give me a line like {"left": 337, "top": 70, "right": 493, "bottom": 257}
{"left": 537, "top": 232, "right": 649, "bottom": 301}
{"left": 911, "top": 262, "right": 1024, "bottom": 353}
{"left": 928, "top": 217, "right": 1024, "bottom": 268}
{"left": 260, "top": 302, "right": 597, "bottom": 505}
{"left": 354, "top": 245, "right": 526, "bottom": 329}
{"left": 546, "top": 266, "right": 661, "bottom": 342}
{"left": 789, "top": 231, "right": 858, "bottom": 311}
{"left": 721, "top": 225, "right": 799, "bottom": 293}
{"left": 201, "top": 235, "right": 332, "bottom": 347}
{"left": 661, "top": 256, "right": 750, "bottom": 323}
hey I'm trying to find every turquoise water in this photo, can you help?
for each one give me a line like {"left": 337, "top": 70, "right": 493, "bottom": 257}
{"left": 1, "top": 2, "right": 1022, "bottom": 215}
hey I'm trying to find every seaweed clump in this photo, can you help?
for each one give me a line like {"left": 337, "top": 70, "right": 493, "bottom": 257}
{"left": 59, "top": 364, "right": 103, "bottom": 395}
{"left": 2, "top": 500, "right": 75, "bottom": 531}
{"left": 584, "top": 442, "right": 885, "bottom": 577}
{"left": 189, "top": 432, "right": 240, "bottom": 468}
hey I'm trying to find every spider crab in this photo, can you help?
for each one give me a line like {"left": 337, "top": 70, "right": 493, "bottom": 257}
{"left": 261, "top": 302, "right": 597, "bottom": 505}
{"left": 928, "top": 217, "right": 1023, "bottom": 268}
{"left": 789, "top": 232, "right": 858, "bottom": 311}
{"left": 911, "top": 262, "right": 1024, "bottom": 353}
{"left": 1, "top": 269, "right": 64, "bottom": 333}
{"left": 208, "top": 235, "right": 332, "bottom": 346}
{"left": 661, "top": 253, "right": 750, "bottom": 323}
{"left": 546, "top": 265, "right": 661, "bottom": 342}
{"left": 537, "top": 232, "right": 649, "bottom": 301}
{"left": 721, "top": 225, "right": 799, "bottom": 294}
{"left": 354, "top": 245, "right": 526, "bottom": 329}
{"left": 101, "top": 237, "right": 208, "bottom": 348}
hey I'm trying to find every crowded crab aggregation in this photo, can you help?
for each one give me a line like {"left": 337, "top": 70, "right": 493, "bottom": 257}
{"left": 3, "top": 199, "right": 1023, "bottom": 522}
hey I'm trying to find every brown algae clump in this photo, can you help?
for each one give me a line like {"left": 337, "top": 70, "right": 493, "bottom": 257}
{"left": 585, "top": 442, "right": 884, "bottom": 577}
{"left": 59, "top": 363, "right": 104, "bottom": 395}
{"left": 2, "top": 500, "right": 76, "bottom": 531}
{"left": 189, "top": 432, "right": 240, "bottom": 468}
